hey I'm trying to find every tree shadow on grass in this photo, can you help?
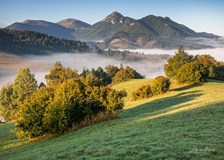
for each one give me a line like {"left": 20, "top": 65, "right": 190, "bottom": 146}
{"left": 171, "top": 83, "right": 203, "bottom": 92}
{"left": 121, "top": 90, "right": 203, "bottom": 119}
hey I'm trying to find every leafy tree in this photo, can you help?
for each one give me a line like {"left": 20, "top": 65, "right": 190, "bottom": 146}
{"left": 215, "top": 62, "right": 224, "bottom": 80}
{"left": 151, "top": 76, "right": 170, "bottom": 94}
{"left": 105, "top": 64, "right": 120, "bottom": 78}
{"left": 0, "top": 83, "right": 15, "bottom": 121}
{"left": 176, "top": 61, "right": 206, "bottom": 84}
{"left": 13, "top": 68, "right": 38, "bottom": 104}
{"left": 112, "top": 66, "right": 143, "bottom": 83}
{"left": 43, "top": 79, "right": 86, "bottom": 134}
{"left": 38, "top": 82, "right": 46, "bottom": 88}
{"left": 91, "top": 67, "right": 111, "bottom": 85}
{"left": 194, "top": 55, "right": 217, "bottom": 78}
{"left": 80, "top": 74, "right": 102, "bottom": 87}
{"left": 16, "top": 87, "right": 53, "bottom": 138}
{"left": 164, "top": 47, "right": 193, "bottom": 79}
{"left": 132, "top": 85, "right": 153, "bottom": 101}
{"left": 80, "top": 68, "right": 90, "bottom": 77}
{"left": 86, "top": 86, "right": 127, "bottom": 113}
{"left": 45, "top": 61, "right": 78, "bottom": 87}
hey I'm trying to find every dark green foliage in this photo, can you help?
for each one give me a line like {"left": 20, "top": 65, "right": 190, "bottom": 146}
{"left": 164, "top": 48, "right": 224, "bottom": 84}
{"left": 15, "top": 64, "right": 127, "bottom": 137}
{"left": 0, "top": 68, "right": 38, "bottom": 121}
{"left": 90, "top": 67, "right": 111, "bottom": 85}
{"left": 151, "top": 76, "right": 171, "bottom": 94}
{"left": 38, "top": 82, "right": 46, "bottom": 88}
{"left": 105, "top": 64, "right": 120, "bottom": 78}
{"left": 96, "top": 48, "right": 170, "bottom": 63}
{"left": 194, "top": 55, "right": 218, "bottom": 79}
{"left": 43, "top": 79, "right": 87, "bottom": 134}
{"left": 13, "top": 68, "right": 38, "bottom": 103}
{"left": 45, "top": 61, "right": 79, "bottom": 87}
{"left": 132, "top": 76, "right": 170, "bottom": 101}
{"left": 80, "top": 64, "right": 143, "bottom": 85}
{"left": 112, "top": 66, "right": 144, "bottom": 83}
{"left": 215, "top": 62, "right": 224, "bottom": 80}
{"left": 176, "top": 61, "right": 206, "bottom": 84}
{"left": 164, "top": 47, "right": 193, "bottom": 79}
{"left": 0, "top": 83, "right": 15, "bottom": 121}
{"left": 86, "top": 86, "right": 127, "bottom": 112}
{"left": 80, "top": 67, "right": 111, "bottom": 86}
{"left": 16, "top": 88, "right": 53, "bottom": 138}
{"left": 0, "top": 29, "right": 89, "bottom": 54}
{"left": 194, "top": 55, "right": 224, "bottom": 80}
{"left": 132, "top": 85, "right": 153, "bottom": 101}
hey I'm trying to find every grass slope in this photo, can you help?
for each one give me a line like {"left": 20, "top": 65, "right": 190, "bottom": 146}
{"left": 0, "top": 79, "right": 224, "bottom": 160}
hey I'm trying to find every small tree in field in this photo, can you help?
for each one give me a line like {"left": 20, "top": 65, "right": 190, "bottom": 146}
{"left": 151, "top": 76, "right": 170, "bottom": 95}
{"left": 132, "top": 85, "right": 153, "bottom": 101}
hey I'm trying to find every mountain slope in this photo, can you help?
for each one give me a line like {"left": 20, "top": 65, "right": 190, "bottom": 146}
{"left": 5, "top": 12, "right": 220, "bottom": 49}
{"left": 1, "top": 80, "right": 224, "bottom": 159}
{"left": 0, "top": 29, "right": 89, "bottom": 54}
{"left": 57, "top": 18, "right": 90, "bottom": 29}
{"left": 6, "top": 20, "right": 74, "bottom": 39}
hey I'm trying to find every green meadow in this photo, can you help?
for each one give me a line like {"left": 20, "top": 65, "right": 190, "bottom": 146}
{"left": 1, "top": 79, "right": 224, "bottom": 159}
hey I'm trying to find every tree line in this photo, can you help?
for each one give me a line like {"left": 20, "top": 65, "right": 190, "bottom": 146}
{"left": 131, "top": 47, "right": 224, "bottom": 101}
{"left": 164, "top": 47, "right": 224, "bottom": 83}
{"left": 0, "top": 62, "right": 145, "bottom": 138}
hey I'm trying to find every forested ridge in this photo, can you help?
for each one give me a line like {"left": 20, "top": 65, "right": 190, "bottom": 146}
{"left": 0, "top": 29, "right": 89, "bottom": 54}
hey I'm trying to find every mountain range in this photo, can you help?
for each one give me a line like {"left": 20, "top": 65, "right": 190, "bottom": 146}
{"left": 5, "top": 11, "right": 221, "bottom": 49}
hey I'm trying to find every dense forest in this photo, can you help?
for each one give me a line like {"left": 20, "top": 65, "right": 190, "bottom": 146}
{"left": 0, "top": 29, "right": 170, "bottom": 63}
{"left": 95, "top": 48, "right": 170, "bottom": 62}
{"left": 0, "top": 29, "right": 89, "bottom": 54}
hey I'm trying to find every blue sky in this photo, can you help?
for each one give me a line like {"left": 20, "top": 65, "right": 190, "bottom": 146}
{"left": 1, "top": 0, "right": 224, "bottom": 36}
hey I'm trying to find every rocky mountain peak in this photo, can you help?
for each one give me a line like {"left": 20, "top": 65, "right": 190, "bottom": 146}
{"left": 103, "top": 11, "right": 124, "bottom": 24}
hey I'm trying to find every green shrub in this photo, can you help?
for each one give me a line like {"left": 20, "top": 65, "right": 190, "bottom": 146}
{"left": 151, "top": 76, "right": 170, "bottom": 94}
{"left": 176, "top": 61, "right": 206, "bottom": 84}
{"left": 132, "top": 85, "right": 153, "bottom": 101}
{"left": 112, "top": 66, "right": 143, "bottom": 83}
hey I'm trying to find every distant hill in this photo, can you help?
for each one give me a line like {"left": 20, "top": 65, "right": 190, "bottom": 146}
{"left": 57, "top": 18, "right": 90, "bottom": 29}
{"left": 0, "top": 29, "right": 89, "bottom": 54}
{"left": 5, "top": 12, "right": 221, "bottom": 49}
{"left": 6, "top": 19, "right": 74, "bottom": 39}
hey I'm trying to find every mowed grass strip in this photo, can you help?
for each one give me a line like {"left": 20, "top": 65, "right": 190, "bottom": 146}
{"left": 0, "top": 80, "right": 224, "bottom": 160}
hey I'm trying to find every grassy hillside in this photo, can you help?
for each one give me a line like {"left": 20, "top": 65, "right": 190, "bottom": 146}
{"left": 1, "top": 79, "right": 224, "bottom": 159}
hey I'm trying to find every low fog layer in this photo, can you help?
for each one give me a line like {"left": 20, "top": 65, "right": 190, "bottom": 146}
{"left": 0, "top": 52, "right": 166, "bottom": 87}
{"left": 127, "top": 47, "right": 224, "bottom": 61}
{"left": 1, "top": 47, "right": 224, "bottom": 88}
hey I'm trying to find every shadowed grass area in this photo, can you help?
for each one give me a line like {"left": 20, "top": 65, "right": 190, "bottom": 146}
{"left": 0, "top": 80, "right": 224, "bottom": 160}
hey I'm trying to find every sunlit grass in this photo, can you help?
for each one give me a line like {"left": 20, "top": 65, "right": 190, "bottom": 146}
{"left": 0, "top": 80, "right": 224, "bottom": 159}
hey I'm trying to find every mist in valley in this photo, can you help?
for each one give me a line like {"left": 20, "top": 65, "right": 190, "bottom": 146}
{"left": 1, "top": 46, "right": 224, "bottom": 88}
{"left": 0, "top": 52, "right": 167, "bottom": 87}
